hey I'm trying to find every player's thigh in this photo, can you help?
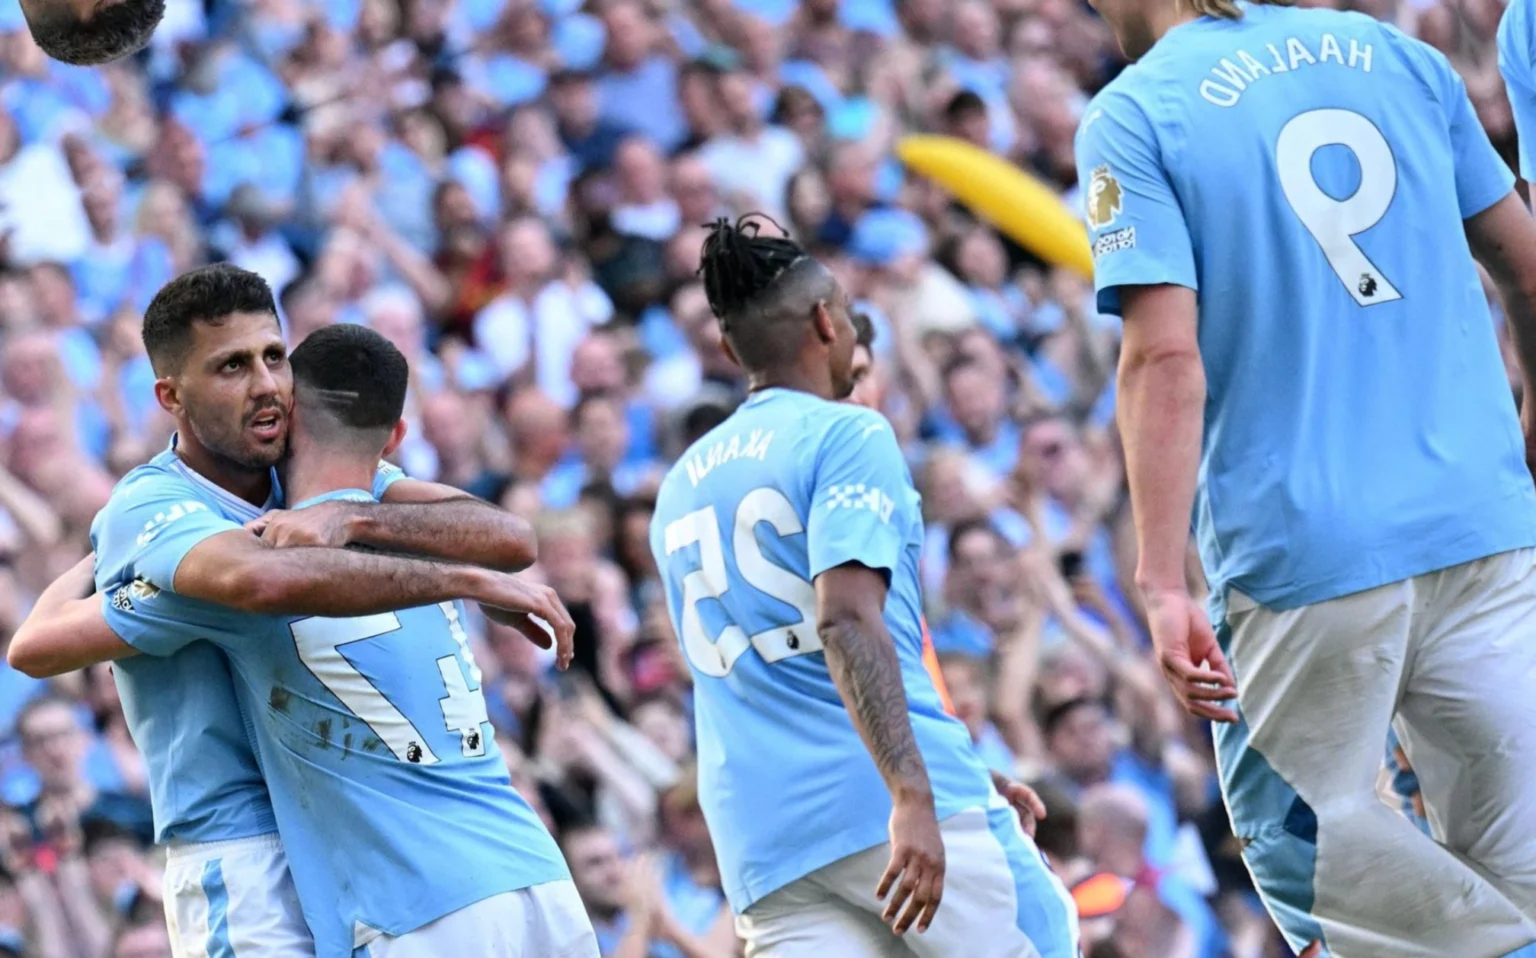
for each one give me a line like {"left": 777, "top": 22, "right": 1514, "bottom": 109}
{"left": 736, "top": 871, "right": 906, "bottom": 958}
{"left": 1214, "top": 586, "right": 1411, "bottom": 945}
{"left": 907, "top": 806, "right": 1079, "bottom": 958}
{"left": 810, "top": 808, "right": 1076, "bottom": 958}
{"left": 1398, "top": 549, "right": 1536, "bottom": 897}
{"left": 163, "top": 834, "right": 315, "bottom": 958}
{"left": 356, "top": 884, "right": 598, "bottom": 958}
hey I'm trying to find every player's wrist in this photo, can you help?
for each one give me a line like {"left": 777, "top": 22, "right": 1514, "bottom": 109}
{"left": 453, "top": 566, "right": 497, "bottom": 604}
{"left": 891, "top": 781, "right": 935, "bottom": 809}
{"left": 1133, "top": 571, "right": 1189, "bottom": 598}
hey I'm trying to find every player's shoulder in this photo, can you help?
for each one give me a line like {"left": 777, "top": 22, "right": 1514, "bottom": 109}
{"left": 101, "top": 457, "right": 203, "bottom": 519}
{"left": 813, "top": 401, "right": 895, "bottom": 445}
{"left": 1500, "top": 0, "right": 1534, "bottom": 61}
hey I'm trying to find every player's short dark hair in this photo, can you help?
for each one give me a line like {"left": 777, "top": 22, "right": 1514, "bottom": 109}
{"left": 22, "top": 0, "right": 165, "bottom": 65}
{"left": 289, "top": 324, "right": 408, "bottom": 444}
{"left": 142, "top": 264, "right": 278, "bottom": 376}
{"left": 852, "top": 311, "right": 875, "bottom": 350}
{"left": 698, "top": 214, "right": 839, "bottom": 371}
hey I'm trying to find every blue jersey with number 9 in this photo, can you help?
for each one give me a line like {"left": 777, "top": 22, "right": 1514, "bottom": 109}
{"left": 97, "top": 486, "right": 568, "bottom": 958}
{"left": 1076, "top": 1, "right": 1536, "bottom": 614}
{"left": 649, "top": 388, "right": 994, "bottom": 914}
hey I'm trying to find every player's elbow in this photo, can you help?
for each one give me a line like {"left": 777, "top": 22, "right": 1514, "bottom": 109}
{"left": 816, "top": 593, "right": 885, "bottom": 651}
{"left": 8, "top": 628, "right": 70, "bottom": 678}
{"left": 499, "top": 514, "right": 537, "bottom": 571}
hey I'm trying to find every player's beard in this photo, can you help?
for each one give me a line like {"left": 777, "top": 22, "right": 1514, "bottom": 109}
{"left": 187, "top": 402, "right": 289, "bottom": 473}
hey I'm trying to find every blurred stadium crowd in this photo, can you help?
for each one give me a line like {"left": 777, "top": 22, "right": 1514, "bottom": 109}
{"left": 0, "top": 0, "right": 1521, "bottom": 954}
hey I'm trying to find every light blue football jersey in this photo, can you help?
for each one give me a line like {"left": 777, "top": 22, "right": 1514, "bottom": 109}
{"left": 649, "top": 388, "right": 994, "bottom": 913}
{"left": 89, "top": 440, "right": 405, "bottom": 846}
{"left": 99, "top": 486, "right": 569, "bottom": 958}
{"left": 1076, "top": 3, "right": 1536, "bottom": 614}
{"left": 1499, "top": 0, "right": 1536, "bottom": 181}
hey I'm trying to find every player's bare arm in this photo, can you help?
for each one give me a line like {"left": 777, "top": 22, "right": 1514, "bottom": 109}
{"left": 6, "top": 555, "right": 136, "bottom": 676}
{"left": 1465, "top": 192, "right": 1536, "bottom": 473}
{"left": 814, "top": 561, "right": 945, "bottom": 937}
{"left": 174, "top": 528, "right": 573, "bottom": 655}
{"left": 1117, "top": 284, "right": 1237, "bottom": 723}
{"left": 10, "top": 532, "right": 574, "bottom": 678}
{"left": 249, "top": 477, "right": 537, "bottom": 571}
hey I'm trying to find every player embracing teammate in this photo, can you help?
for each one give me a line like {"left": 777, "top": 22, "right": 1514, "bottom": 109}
{"left": 1081, "top": 0, "right": 1536, "bottom": 954}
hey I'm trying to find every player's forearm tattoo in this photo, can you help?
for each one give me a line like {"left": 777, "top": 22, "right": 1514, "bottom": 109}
{"left": 349, "top": 499, "right": 536, "bottom": 572}
{"left": 820, "top": 618, "right": 932, "bottom": 799}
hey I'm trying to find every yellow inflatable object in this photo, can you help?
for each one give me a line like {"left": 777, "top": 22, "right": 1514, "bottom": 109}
{"left": 896, "top": 135, "right": 1094, "bottom": 279}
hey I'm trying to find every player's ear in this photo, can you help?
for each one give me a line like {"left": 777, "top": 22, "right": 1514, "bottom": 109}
{"left": 382, "top": 419, "right": 407, "bottom": 457}
{"left": 153, "top": 377, "right": 182, "bottom": 418}
{"left": 811, "top": 301, "right": 835, "bottom": 345}
{"left": 718, "top": 334, "right": 741, "bottom": 370}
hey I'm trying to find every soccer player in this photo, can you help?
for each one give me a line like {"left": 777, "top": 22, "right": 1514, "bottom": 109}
{"left": 1076, "top": 0, "right": 1536, "bottom": 953}
{"left": 12, "top": 324, "right": 595, "bottom": 958}
{"left": 9, "top": 264, "right": 574, "bottom": 957}
{"left": 648, "top": 217, "right": 1078, "bottom": 957}
{"left": 18, "top": 0, "right": 164, "bottom": 65}
{"left": 1500, "top": 0, "right": 1536, "bottom": 194}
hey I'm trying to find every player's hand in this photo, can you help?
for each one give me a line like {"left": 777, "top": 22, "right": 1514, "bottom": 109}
{"left": 1142, "top": 587, "right": 1238, "bottom": 724}
{"left": 245, "top": 502, "right": 355, "bottom": 549}
{"left": 990, "top": 770, "right": 1047, "bottom": 838}
{"left": 476, "top": 573, "right": 576, "bottom": 670}
{"left": 878, "top": 793, "right": 946, "bottom": 935}
{"left": 1299, "top": 942, "right": 1324, "bottom": 958}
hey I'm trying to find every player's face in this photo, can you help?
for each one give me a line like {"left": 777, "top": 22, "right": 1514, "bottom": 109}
{"left": 168, "top": 312, "right": 292, "bottom": 472}
{"left": 825, "top": 293, "right": 859, "bottom": 400}
{"left": 847, "top": 344, "right": 881, "bottom": 410}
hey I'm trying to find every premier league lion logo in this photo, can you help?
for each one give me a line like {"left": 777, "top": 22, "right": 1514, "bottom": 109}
{"left": 1086, "top": 165, "right": 1123, "bottom": 230}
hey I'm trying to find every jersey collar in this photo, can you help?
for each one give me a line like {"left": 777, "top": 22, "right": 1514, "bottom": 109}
{"left": 163, "top": 434, "right": 280, "bottom": 522}
{"left": 289, "top": 488, "right": 375, "bottom": 511}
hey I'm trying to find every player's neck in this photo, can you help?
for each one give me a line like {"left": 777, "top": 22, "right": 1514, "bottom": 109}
{"left": 174, "top": 435, "right": 272, "bottom": 507}
{"left": 1146, "top": 5, "right": 1202, "bottom": 48}
{"left": 747, "top": 362, "right": 835, "bottom": 401}
{"left": 283, "top": 454, "right": 375, "bottom": 507}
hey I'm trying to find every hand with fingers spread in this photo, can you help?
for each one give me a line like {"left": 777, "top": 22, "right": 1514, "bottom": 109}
{"left": 472, "top": 572, "right": 576, "bottom": 670}
{"left": 1141, "top": 587, "right": 1239, "bottom": 724}
{"left": 877, "top": 792, "right": 946, "bottom": 936}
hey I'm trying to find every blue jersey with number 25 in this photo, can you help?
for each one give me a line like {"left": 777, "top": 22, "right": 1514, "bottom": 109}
{"left": 1077, "top": 2, "right": 1536, "bottom": 614}
{"left": 98, "top": 488, "right": 568, "bottom": 958}
{"left": 649, "top": 388, "right": 994, "bottom": 914}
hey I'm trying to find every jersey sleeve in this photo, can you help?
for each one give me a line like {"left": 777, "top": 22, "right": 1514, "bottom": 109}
{"left": 372, "top": 460, "right": 406, "bottom": 498}
{"left": 805, "top": 410, "right": 912, "bottom": 581}
{"left": 94, "top": 473, "right": 244, "bottom": 594}
{"left": 99, "top": 586, "right": 207, "bottom": 658}
{"left": 1500, "top": 5, "right": 1536, "bottom": 182}
{"left": 1074, "top": 89, "right": 1197, "bottom": 317}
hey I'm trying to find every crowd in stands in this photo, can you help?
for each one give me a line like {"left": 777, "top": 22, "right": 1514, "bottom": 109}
{"left": 0, "top": 0, "right": 1521, "bottom": 954}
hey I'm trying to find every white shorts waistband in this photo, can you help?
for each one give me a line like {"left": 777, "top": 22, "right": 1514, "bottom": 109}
{"left": 163, "top": 832, "right": 282, "bottom": 865}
